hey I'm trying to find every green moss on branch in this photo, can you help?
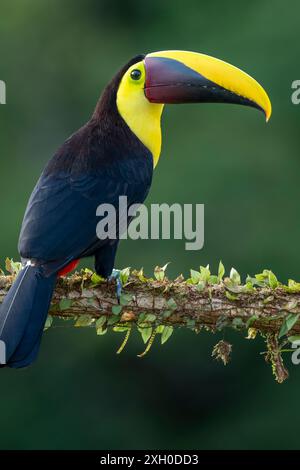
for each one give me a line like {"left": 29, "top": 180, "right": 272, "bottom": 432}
{"left": 1, "top": 261, "right": 300, "bottom": 382}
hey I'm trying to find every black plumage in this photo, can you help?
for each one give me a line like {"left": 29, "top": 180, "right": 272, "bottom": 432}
{"left": 0, "top": 55, "right": 153, "bottom": 367}
{"left": 19, "top": 54, "right": 153, "bottom": 277}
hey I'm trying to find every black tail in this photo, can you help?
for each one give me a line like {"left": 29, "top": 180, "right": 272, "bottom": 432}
{"left": 0, "top": 265, "right": 56, "bottom": 368}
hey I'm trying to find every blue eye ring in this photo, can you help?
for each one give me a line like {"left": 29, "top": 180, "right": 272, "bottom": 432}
{"left": 130, "top": 69, "right": 142, "bottom": 81}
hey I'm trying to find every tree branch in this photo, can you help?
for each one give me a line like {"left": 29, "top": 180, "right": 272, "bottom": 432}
{"left": 1, "top": 263, "right": 300, "bottom": 382}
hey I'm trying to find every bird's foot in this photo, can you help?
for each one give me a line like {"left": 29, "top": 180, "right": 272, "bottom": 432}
{"left": 108, "top": 269, "right": 122, "bottom": 303}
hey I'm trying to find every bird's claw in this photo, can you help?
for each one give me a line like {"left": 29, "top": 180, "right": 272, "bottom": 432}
{"left": 108, "top": 269, "right": 122, "bottom": 303}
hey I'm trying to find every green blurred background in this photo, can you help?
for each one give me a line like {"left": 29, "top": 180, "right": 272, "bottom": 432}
{"left": 0, "top": 0, "right": 299, "bottom": 450}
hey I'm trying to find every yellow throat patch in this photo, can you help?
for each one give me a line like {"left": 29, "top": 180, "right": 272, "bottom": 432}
{"left": 116, "top": 61, "right": 164, "bottom": 168}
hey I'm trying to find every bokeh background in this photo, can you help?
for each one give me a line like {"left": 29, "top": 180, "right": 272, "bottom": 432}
{"left": 0, "top": 0, "right": 299, "bottom": 450}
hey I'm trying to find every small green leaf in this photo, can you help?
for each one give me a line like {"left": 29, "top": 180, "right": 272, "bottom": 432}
{"left": 138, "top": 312, "right": 146, "bottom": 322}
{"left": 224, "top": 281, "right": 244, "bottom": 294}
{"left": 107, "top": 316, "right": 120, "bottom": 326}
{"left": 246, "top": 315, "right": 258, "bottom": 328}
{"left": 113, "top": 326, "right": 130, "bottom": 332}
{"left": 156, "top": 325, "right": 165, "bottom": 334}
{"left": 230, "top": 268, "right": 241, "bottom": 286}
{"left": 112, "top": 305, "right": 122, "bottom": 315}
{"left": 83, "top": 268, "right": 93, "bottom": 275}
{"left": 284, "top": 279, "right": 300, "bottom": 293}
{"left": 167, "top": 298, "right": 177, "bottom": 311}
{"left": 5, "top": 258, "right": 22, "bottom": 275}
{"left": 246, "top": 275, "right": 264, "bottom": 287}
{"left": 225, "top": 291, "right": 238, "bottom": 301}
{"left": 288, "top": 335, "right": 300, "bottom": 343}
{"left": 97, "top": 327, "right": 107, "bottom": 335}
{"left": 144, "top": 313, "right": 157, "bottom": 322}
{"left": 186, "top": 319, "right": 195, "bottom": 328}
{"left": 279, "top": 313, "right": 300, "bottom": 338}
{"left": 135, "top": 267, "right": 147, "bottom": 282}
{"left": 120, "top": 267, "right": 130, "bottom": 285}
{"left": 59, "top": 298, "right": 73, "bottom": 311}
{"left": 95, "top": 316, "right": 107, "bottom": 334}
{"left": 196, "top": 281, "right": 206, "bottom": 292}
{"left": 154, "top": 263, "right": 169, "bottom": 281}
{"left": 120, "top": 293, "right": 133, "bottom": 306}
{"left": 255, "top": 270, "right": 269, "bottom": 282}
{"left": 243, "top": 281, "right": 255, "bottom": 292}
{"left": 255, "top": 269, "right": 279, "bottom": 287}
{"left": 140, "top": 327, "right": 153, "bottom": 343}
{"left": 263, "top": 295, "right": 274, "bottom": 304}
{"left": 44, "top": 315, "right": 53, "bottom": 331}
{"left": 75, "top": 314, "right": 94, "bottom": 327}
{"left": 190, "top": 269, "right": 201, "bottom": 284}
{"left": 91, "top": 273, "right": 105, "bottom": 284}
{"left": 162, "top": 310, "right": 172, "bottom": 319}
{"left": 199, "top": 265, "right": 210, "bottom": 282}
{"left": 268, "top": 271, "right": 279, "bottom": 289}
{"left": 161, "top": 326, "right": 174, "bottom": 344}
{"left": 218, "top": 261, "right": 225, "bottom": 282}
{"left": 208, "top": 275, "right": 218, "bottom": 285}
{"left": 95, "top": 315, "right": 107, "bottom": 329}
{"left": 232, "top": 317, "right": 244, "bottom": 329}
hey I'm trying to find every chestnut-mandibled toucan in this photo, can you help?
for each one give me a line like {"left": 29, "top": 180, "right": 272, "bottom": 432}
{"left": 0, "top": 50, "right": 271, "bottom": 368}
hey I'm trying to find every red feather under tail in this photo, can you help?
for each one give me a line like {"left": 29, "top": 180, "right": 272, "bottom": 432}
{"left": 58, "top": 260, "right": 79, "bottom": 277}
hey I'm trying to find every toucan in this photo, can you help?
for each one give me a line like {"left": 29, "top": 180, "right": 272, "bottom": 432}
{"left": 0, "top": 50, "right": 271, "bottom": 368}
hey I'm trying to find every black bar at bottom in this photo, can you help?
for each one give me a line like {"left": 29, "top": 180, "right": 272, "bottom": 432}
{"left": 0, "top": 450, "right": 299, "bottom": 465}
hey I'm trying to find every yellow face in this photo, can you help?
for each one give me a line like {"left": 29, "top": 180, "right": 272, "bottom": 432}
{"left": 116, "top": 60, "right": 164, "bottom": 168}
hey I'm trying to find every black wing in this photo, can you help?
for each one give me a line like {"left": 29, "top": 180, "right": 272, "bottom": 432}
{"left": 19, "top": 134, "right": 153, "bottom": 274}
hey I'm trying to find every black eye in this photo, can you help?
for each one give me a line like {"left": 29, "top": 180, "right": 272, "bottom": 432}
{"left": 130, "top": 69, "right": 142, "bottom": 81}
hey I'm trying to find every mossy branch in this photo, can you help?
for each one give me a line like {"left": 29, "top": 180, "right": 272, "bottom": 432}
{"left": 1, "top": 260, "right": 300, "bottom": 382}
